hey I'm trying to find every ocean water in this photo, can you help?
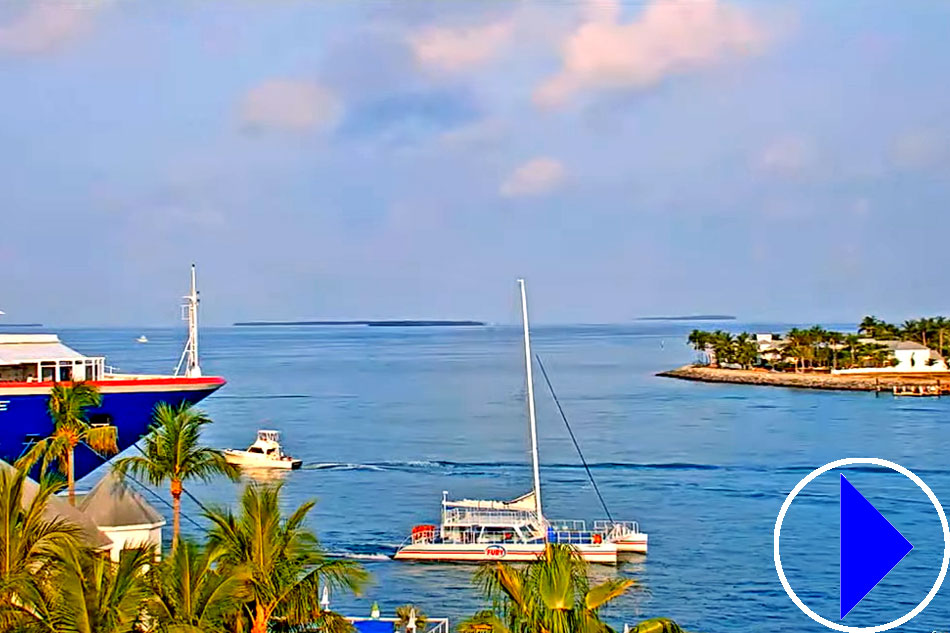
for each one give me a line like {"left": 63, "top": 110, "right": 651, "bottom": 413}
{"left": 61, "top": 323, "right": 950, "bottom": 632}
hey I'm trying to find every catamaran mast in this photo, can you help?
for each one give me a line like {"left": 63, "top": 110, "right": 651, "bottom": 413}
{"left": 175, "top": 264, "right": 201, "bottom": 378}
{"left": 518, "top": 279, "right": 543, "bottom": 520}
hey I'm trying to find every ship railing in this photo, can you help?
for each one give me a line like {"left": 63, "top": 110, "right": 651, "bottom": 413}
{"left": 443, "top": 507, "right": 539, "bottom": 527}
{"left": 593, "top": 520, "right": 641, "bottom": 535}
{"left": 546, "top": 529, "right": 603, "bottom": 546}
{"left": 548, "top": 519, "right": 587, "bottom": 532}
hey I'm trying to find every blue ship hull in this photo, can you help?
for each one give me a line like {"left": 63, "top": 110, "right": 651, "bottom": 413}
{"left": 0, "top": 377, "right": 225, "bottom": 479}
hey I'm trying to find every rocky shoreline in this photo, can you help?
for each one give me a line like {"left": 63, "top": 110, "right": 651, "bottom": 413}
{"left": 657, "top": 365, "right": 950, "bottom": 392}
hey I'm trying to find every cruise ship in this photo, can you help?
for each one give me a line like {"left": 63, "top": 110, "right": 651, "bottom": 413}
{"left": 0, "top": 266, "right": 225, "bottom": 479}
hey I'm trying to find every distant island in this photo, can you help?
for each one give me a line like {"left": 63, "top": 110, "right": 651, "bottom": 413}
{"left": 233, "top": 320, "right": 485, "bottom": 327}
{"left": 637, "top": 315, "right": 736, "bottom": 321}
{"left": 0, "top": 323, "right": 43, "bottom": 328}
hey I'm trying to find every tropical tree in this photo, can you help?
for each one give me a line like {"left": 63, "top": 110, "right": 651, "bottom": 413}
{"left": 29, "top": 381, "right": 117, "bottom": 505}
{"left": 733, "top": 333, "right": 758, "bottom": 369}
{"left": 112, "top": 402, "right": 240, "bottom": 550}
{"left": 843, "top": 334, "right": 862, "bottom": 369}
{"left": 824, "top": 331, "right": 843, "bottom": 370}
{"left": 395, "top": 604, "right": 427, "bottom": 632}
{"left": 145, "top": 538, "right": 249, "bottom": 633}
{"left": 205, "top": 482, "right": 368, "bottom": 633}
{"left": 0, "top": 461, "right": 81, "bottom": 631}
{"left": 27, "top": 545, "right": 154, "bottom": 633}
{"left": 686, "top": 330, "right": 710, "bottom": 365}
{"left": 467, "top": 543, "right": 640, "bottom": 633}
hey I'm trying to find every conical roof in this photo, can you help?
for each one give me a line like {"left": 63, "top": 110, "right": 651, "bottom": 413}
{"left": 79, "top": 471, "right": 165, "bottom": 528}
{"left": 0, "top": 461, "right": 112, "bottom": 549}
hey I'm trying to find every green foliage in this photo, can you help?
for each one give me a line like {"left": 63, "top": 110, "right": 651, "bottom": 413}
{"left": 112, "top": 402, "right": 240, "bottom": 548}
{"left": 204, "top": 482, "right": 367, "bottom": 633}
{"left": 470, "top": 543, "right": 636, "bottom": 633}
{"left": 686, "top": 315, "right": 950, "bottom": 373}
{"left": 22, "top": 381, "right": 116, "bottom": 505}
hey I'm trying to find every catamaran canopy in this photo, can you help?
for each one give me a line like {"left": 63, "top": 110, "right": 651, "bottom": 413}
{"left": 444, "top": 490, "right": 537, "bottom": 512}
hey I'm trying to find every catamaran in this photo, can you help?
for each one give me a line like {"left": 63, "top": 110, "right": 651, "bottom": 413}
{"left": 393, "top": 280, "right": 647, "bottom": 564}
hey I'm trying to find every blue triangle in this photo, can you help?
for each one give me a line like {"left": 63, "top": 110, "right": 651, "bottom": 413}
{"left": 840, "top": 474, "right": 913, "bottom": 619}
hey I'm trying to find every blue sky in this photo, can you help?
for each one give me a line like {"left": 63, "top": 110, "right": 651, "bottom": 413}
{"left": 2, "top": 0, "right": 949, "bottom": 326}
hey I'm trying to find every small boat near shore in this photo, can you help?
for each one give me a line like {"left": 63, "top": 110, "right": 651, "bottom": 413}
{"left": 225, "top": 430, "right": 302, "bottom": 470}
{"left": 393, "top": 280, "right": 646, "bottom": 565}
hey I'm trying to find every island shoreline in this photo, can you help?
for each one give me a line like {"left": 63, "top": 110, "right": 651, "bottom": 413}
{"left": 658, "top": 365, "right": 950, "bottom": 392}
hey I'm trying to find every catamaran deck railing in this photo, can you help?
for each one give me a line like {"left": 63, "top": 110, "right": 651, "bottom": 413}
{"left": 593, "top": 520, "right": 641, "bottom": 534}
{"left": 443, "top": 507, "right": 540, "bottom": 527}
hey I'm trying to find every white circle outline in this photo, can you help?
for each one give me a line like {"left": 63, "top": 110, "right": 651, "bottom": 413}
{"left": 774, "top": 457, "right": 950, "bottom": 632}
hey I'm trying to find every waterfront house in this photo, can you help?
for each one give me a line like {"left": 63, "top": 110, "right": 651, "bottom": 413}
{"left": 2, "top": 461, "right": 165, "bottom": 561}
{"left": 832, "top": 340, "right": 947, "bottom": 374}
{"left": 754, "top": 333, "right": 787, "bottom": 363}
{"left": 78, "top": 471, "right": 165, "bottom": 562}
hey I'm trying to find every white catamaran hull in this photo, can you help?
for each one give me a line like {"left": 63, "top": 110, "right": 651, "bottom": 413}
{"left": 611, "top": 534, "right": 648, "bottom": 554}
{"left": 393, "top": 542, "right": 619, "bottom": 564}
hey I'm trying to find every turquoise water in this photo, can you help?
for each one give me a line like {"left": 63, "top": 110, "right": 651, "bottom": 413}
{"left": 62, "top": 324, "right": 950, "bottom": 632}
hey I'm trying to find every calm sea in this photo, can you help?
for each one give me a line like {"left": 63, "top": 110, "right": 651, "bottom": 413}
{"left": 61, "top": 324, "right": 950, "bottom": 632}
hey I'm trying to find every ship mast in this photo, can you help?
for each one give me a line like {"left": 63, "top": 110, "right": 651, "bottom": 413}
{"left": 518, "top": 279, "right": 543, "bottom": 520}
{"left": 175, "top": 264, "right": 201, "bottom": 378}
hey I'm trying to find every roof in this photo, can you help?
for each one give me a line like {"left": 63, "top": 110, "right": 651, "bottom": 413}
{"left": 877, "top": 340, "right": 930, "bottom": 351}
{"left": 0, "top": 462, "right": 112, "bottom": 549}
{"left": 0, "top": 335, "right": 90, "bottom": 365}
{"left": 79, "top": 471, "right": 165, "bottom": 528}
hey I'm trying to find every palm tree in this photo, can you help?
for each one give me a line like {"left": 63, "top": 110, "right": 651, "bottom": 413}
{"left": 858, "top": 316, "right": 881, "bottom": 338}
{"left": 146, "top": 538, "right": 249, "bottom": 632}
{"left": 112, "top": 402, "right": 240, "bottom": 550}
{"left": 0, "top": 462, "right": 81, "bottom": 631}
{"left": 28, "top": 545, "right": 154, "bottom": 633}
{"left": 469, "top": 542, "right": 640, "bottom": 633}
{"left": 205, "top": 482, "right": 368, "bottom": 633}
{"left": 32, "top": 381, "right": 117, "bottom": 505}
{"left": 686, "top": 330, "right": 710, "bottom": 365}
{"left": 825, "top": 331, "right": 843, "bottom": 371}
{"left": 395, "top": 604, "right": 427, "bottom": 632}
{"left": 843, "top": 334, "right": 861, "bottom": 369}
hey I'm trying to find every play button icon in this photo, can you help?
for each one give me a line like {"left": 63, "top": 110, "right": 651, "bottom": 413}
{"left": 775, "top": 458, "right": 950, "bottom": 632}
{"left": 840, "top": 474, "right": 913, "bottom": 619}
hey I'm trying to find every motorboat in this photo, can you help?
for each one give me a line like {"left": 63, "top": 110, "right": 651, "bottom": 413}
{"left": 224, "top": 430, "right": 302, "bottom": 470}
{"left": 393, "top": 280, "right": 646, "bottom": 564}
{"left": 136, "top": 335, "right": 148, "bottom": 343}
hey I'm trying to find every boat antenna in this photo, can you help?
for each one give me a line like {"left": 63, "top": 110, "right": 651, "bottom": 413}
{"left": 535, "top": 353, "right": 614, "bottom": 522}
{"left": 175, "top": 264, "right": 201, "bottom": 377}
{"left": 518, "top": 279, "right": 543, "bottom": 520}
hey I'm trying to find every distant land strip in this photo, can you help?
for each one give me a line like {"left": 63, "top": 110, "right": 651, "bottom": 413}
{"left": 233, "top": 320, "right": 485, "bottom": 327}
{"left": 637, "top": 315, "right": 736, "bottom": 321}
{"left": 0, "top": 323, "right": 43, "bottom": 327}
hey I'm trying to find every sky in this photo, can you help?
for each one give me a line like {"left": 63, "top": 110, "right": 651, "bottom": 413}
{"left": 1, "top": 0, "right": 950, "bottom": 326}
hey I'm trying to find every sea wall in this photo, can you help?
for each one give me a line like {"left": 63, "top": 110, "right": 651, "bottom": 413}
{"left": 657, "top": 365, "right": 950, "bottom": 392}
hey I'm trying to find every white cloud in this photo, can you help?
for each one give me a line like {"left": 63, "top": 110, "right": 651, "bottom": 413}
{"left": 409, "top": 20, "right": 513, "bottom": 72}
{"left": 757, "top": 135, "right": 815, "bottom": 175}
{"left": 240, "top": 79, "right": 342, "bottom": 133}
{"left": 0, "top": 3, "right": 95, "bottom": 55}
{"left": 500, "top": 157, "right": 566, "bottom": 197}
{"left": 535, "top": 0, "right": 770, "bottom": 107}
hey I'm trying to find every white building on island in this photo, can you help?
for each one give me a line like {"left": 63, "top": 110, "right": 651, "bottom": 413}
{"left": 832, "top": 340, "right": 947, "bottom": 374}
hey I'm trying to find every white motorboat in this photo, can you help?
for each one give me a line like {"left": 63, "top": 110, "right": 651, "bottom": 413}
{"left": 393, "top": 280, "right": 647, "bottom": 565}
{"left": 225, "top": 430, "right": 302, "bottom": 470}
{"left": 136, "top": 335, "right": 148, "bottom": 343}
